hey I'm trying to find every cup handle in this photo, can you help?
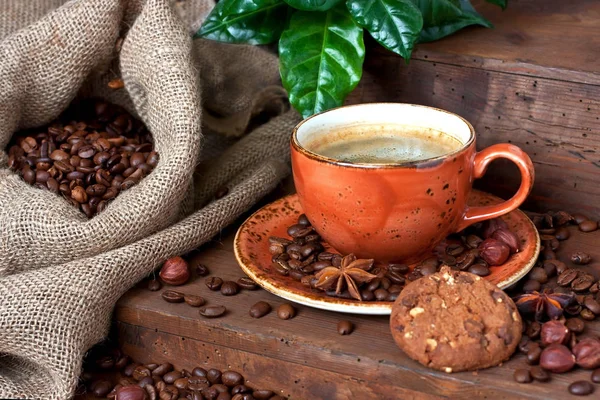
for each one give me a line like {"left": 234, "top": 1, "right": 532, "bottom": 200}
{"left": 456, "top": 143, "right": 535, "bottom": 232}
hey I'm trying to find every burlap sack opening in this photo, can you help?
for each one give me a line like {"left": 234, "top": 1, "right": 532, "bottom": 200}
{"left": 0, "top": 0, "right": 300, "bottom": 398}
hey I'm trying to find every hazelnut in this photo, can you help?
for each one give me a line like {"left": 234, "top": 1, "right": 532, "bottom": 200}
{"left": 539, "top": 344, "right": 575, "bottom": 373}
{"left": 482, "top": 218, "right": 509, "bottom": 239}
{"left": 491, "top": 228, "right": 520, "bottom": 253}
{"left": 159, "top": 256, "right": 190, "bottom": 286}
{"left": 116, "top": 385, "right": 148, "bottom": 400}
{"left": 572, "top": 337, "right": 600, "bottom": 369}
{"left": 540, "top": 320, "right": 570, "bottom": 347}
{"left": 478, "top": 238, "right": 510, "bottom": 266}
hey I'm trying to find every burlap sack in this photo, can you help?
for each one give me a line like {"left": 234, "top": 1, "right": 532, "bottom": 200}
{"left": 0, "top": 1, "right": 300, "bottom": 398}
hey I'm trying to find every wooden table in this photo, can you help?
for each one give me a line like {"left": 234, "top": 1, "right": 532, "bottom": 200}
{"left": 114, "top": 198, "right": 600, "bottom": 399}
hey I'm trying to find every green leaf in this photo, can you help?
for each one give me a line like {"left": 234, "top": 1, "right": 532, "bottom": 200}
{"left": 279, "top": 5, "right": 365, "bottom": 118}
{"left": 413, "top": 0, "right": 493, "bottom": 43}
{"left": 194, "top": 0, "right": 288, "bottom": 44}
{"left": 346, "top": 0, "right": 423, "bottom": 60}
{"left": 485, "top": 0, "right": 507, "bottom": 10}
{"left": 284, "top": 0, "right": 343, "bottom": 11}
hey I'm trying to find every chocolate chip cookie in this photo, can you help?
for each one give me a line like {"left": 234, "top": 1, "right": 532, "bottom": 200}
{"left": 390, "top": 267, "right": 522, "bottom": 372}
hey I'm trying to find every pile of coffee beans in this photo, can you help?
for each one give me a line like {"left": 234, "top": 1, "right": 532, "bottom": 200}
{"left": 79, "top": 346, "right": 284, "bottom": 399}
{"left": 268, "top": 214, "right": 520, "bottom": 302}
{"left": 7, "top": 99, "right": 158, "bottom": 218}
{"left": 509, "top": 210, "right": 600, "bottom": 396}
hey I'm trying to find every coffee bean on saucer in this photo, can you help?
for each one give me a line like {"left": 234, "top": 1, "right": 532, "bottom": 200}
{"left": 148, "top": 279, "right": 161, "bottom": 291}
{"left": 206, "top": 277, "right": 223, "bottom": 291}
{"left": 374, "top": 289, "right": 390, "bottom": 301}
{"left": 569, "top": 380, "right": 594, "bottom": 396}
{"left": 418, "top": 258, "right": 438, "bottom": 276}
{"left": 361, "top": 290, "right": 375, "bottom": 301}
{"left": 566, "top": 318, "right": 585, "bottom": 334}
{"left": 297, "top": 214, "right": 311, "bottom": 227}
{"left": 513, "top": 369, "right": 532, "bottom": 383}
{"left": 220, "top": 281, "right": 239, "bottom": 296}
{"left": 337, "top": 320, "right": 353, "bottom": 335}
{"left": 184, "top": 294, "right": 205, "bottom": 307}
{"left": 277, "top": 304, "right": 296, "bottom": 320}
{"left": 237, "top": 277, "right": 258, "bottom": 290}
{"left": 389, "top": 264, "right": 409, "bottom": 274}
{"left": 468, "top": 263, "right": 490, "bottom": 277}
{"left": 579, "top": 220, "right": 598, "bottom": 233}
{"left": 199, "top": 305, "right": 226, "bottom": 318}
{"left": 249, "top": 301, "right": 271, "bottom": 318}
{"left": 529, "top": 366, "right": 550, "bottom": 382}
{"left": 162, "top": 290, "right": 184, "bottom": 303}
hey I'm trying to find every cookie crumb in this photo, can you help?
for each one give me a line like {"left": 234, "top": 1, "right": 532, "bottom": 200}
{"left": 426, "top": 339, "right": 438, "bottom": 351}
{"left": 409, "top": 307, "right": 425, "bottom": 318}
{"left": 404, "top": 332, "right": 413, "bottom": 339}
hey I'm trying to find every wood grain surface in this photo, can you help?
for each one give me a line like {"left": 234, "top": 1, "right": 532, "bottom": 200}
{"left": 115, "top": 221, "right": 600, "bottom": 400}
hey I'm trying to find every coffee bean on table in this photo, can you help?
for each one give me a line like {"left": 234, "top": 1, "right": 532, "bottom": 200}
{"left": 528, "top": 267, "right": 548, "bottom": 283}
{"left": 194, "top": 263, "right": 209, "bottom": 276}
{"left": 584, "top": 297, "right": 600, "bottom": 315}
{"left": 161, "top": 290, "right": 184, "bottom": 303}
{"left": 199, "top": 305, "right": 227, "bottom": 318}
{"left": 192, "top": 367, "right": 208, "bottom": 377}
{"left": 513, "top": 369, "right": 532, "bottom": 383}
{"left": 571, "top": 251, "right": 592, "bottom": 265}
{"left": 206, "top": 277, "right": 224, "bottom": 291}
{"left": 184, "top": 294, "right": 205, "bottom": 307}
{"left": 249, "top": 301, "right": 271, "bottom": 318}
{"left": 163, "top": 370, "right": 182, "bottom": 384}
{"left": 569, "top": 380, "right": 594, "bottom": 396}
{"left": 526, "top": 321, "right": 541, "bottom": 339}
{"left": 147, "top": 279, "right": 161, "bottom": 291}
{"left": 337, "top": 320, "right": 353, "bottom": 335}
{"left": 572, "top": 275, "right": 595, "bottom": 292}
{"left": 557, "top": 269, "right": 578, "bottom": 286}
{"left": 207, "top": 368, "right": 222, "bottom": 384}
{"left": 592, "top": 369, "right": 600, "bottom": 383}
{"left": 220, "top": 281, "right": 240, "bottom": 296}
{"left": 237, "top": 277, "right": 258, "bottom": 290}
{"left": 579, "top": 220, "right": 598, "bottom": 233}
{"left": 221, "top": 371, "right": 244, "bottom": 387}
{"left": 526, "top": 346, "right": 542, "bottom": 365}
{"left": 529, "top": 366, "right": 550, "bottom": 382}
{"left": 580, "top": 308, "right": 596, "bottom": 321}
{"left": 152, "top": 363, "right": 173, "bottom": 376}
{"left": 277, "top": 304, "right": 296, "bottom": 320}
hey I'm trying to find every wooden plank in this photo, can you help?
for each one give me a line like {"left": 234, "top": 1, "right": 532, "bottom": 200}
{"left": 348, "top": 58, "right": 600, "bottom": 217}
{"left": 410, "top": 0, "right": 600, "bottom": 85}
{"left": 115, "top": 222, "right": 600, "bottom": 399}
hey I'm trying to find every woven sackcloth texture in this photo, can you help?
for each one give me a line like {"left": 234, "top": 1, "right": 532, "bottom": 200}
{"left": 0, "top": 0, "right": 300, "bottom": 398}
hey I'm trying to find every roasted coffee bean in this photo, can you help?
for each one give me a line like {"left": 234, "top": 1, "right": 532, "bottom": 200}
{"left": 206, "top": 368, "right": 222, "bottom": 384}
{"left": 337, "top": 320, "right": 353, "bottom": 335}
{"left": 184, "top": 294, "right": 205, "bottom": 307}
{"left": 237, "top": 277, "right": 258, "bottom": 290}
{"left": 374, "top": 288, "right": 390, "bottom": 301}
{"left": 513, "top": 369, "right": 532, "bottom": 383}
{"left": 133, "top": 366, "right": 152, "bottom": 381}
{"left": 205, "top": 277, "right": 223, "bottom": 291}
{"left": 468, "top": 263, "right": 490, "bottom": 277}
{"left": 287, "top": 224, "right": 313, "bottom": 238}
{"left": 573, "top": 213, "right": 588, "bottom": 224}
{"left": 148, "top": 279, "right": 161, "bottom": 291}
{"left": 272, "top": 261, "right": 289, "bottom": 276}
{"left": 161, "top": 290, "right": 184, "bottom": 303}
{"left": 584, "top": 297, "right": 600, "bottom": 315}
{"left": 297, "top": 214, "right": 311, "bottom": 226}
{"left": 566, "top": 318, "right": 585, "bottom": 334}
{"left": 137, "top": 376, "right": 154, "bottom": 388}
{"left": 252, "top": 390, "right": 274, "bottom": 400}
{"left": 418, "top": 258, "right": 439, "bottom": 276}
{"left": 231, "top": 385, "right": 252, "bottom": 395}
{"left": 528, "top": 267, "right": 548, "bottom": 283}
{"left": 386, "top": 270, "right": 405, "bottom": 285}
{"left": 124, "top": 363, "right": 140, "bottom": 377}
{"left": 388, "top": 284, "right": 403, "bottom": 294}
{"left": 192, "top": 367, "right": 208, "bottom": 378}
{"left": 557, "top": 269, "right": 578, "bottom": 286}
{"left": 97, "top": 356, "right": 115, "bottom": 369}
{"left": 529, "top": 366, "right": 550, "bottom": 382}
{"left": 163, "top": 371, "right": 182, "bottom": 384}
{"left": 569, "top": 381, "right": 594, "bottom": 396}
{"left": 571, "top": 251, "right": 592, "bottom": 265}
{"left": 446, "top": 243, "right": 464, "bottom": 256}
{"left": 572, "top": 275, "right": 595, "bottom": 292}
{"left": 579, "top": 220, "right": 598, "bottom": 233}
{"left": 522, "top": 279, "right": 541, "bottom": 293}
{"left": 592, "top": 369, "right": 600, "bottom": 383}
{"left": 151, "top": 363, "right": 173, "bottom": 377}
{"left": 361, "top": 289, "right": 375, "bottom": 301}
{"left": 199, "top": 305, "right": 226, "bottom": 318}
{"left": 277, "top": 303, "right": 295, "bottom": 320}
{"left": 581, "top": 308, "right": 596, "bottom": 321}
{"left": 91, "top": 380, "right": 113, "bottom": 397}
{"left": 220, "top": 281, "right": 239, "bottom": 296}
{"left": 519, "top": 338, "right": 535, "bottom": 353}
{"left": 366, "top": 278, "right": 381, "bottom": 292}
{"left": 289, "top": 270, "right": 304, "bottom": 281}
{"left": 555, "top": 227, "right": 570, "bottom": 240}
{"left": 115, "top": 355, "right": 129, "bottom": 370}
{"left": 526, "top": 321, "right": 541, "bottom": 339}
{"left": 220, "top": 371, "right": 244, "bottom": 387}
{"left": 389, "top": 263, "right": 409, "bottom": 274}
{"left": 318, "top": 252, "right": 335, "bottom": 261}
{"left": 249, "top": 301, "right": 271, "bottom": 318}
{"left": 526, "top": 345, "right": 542, "bottom": 365}
{"left": 159, "top": 385, "right": 178, "bottom": 400}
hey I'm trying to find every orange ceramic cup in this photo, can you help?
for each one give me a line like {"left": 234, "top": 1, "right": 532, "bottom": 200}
{"left": 291, "top": 103, "right": 534, "bottom": 263}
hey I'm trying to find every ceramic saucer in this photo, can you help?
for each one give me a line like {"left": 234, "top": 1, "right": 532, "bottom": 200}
{"left": 234, "top": 190, "right": 540, "bottom": 315}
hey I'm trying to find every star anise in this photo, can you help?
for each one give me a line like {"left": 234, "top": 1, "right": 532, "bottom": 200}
{"left": 512, "top": 290, "right": 575, "bottom": 321}
{"left": 314, "top": 254, "right": 377, "bottom": 301}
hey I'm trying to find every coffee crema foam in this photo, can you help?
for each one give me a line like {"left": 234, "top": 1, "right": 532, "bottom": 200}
{"left": 305, "top": 125, "right": 464, "bottom": 164}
